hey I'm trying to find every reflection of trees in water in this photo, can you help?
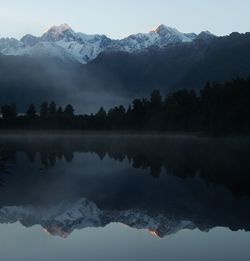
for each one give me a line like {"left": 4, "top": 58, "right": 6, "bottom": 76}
{"left": 0, "top": 146, "right": 10, "bottom": 187}
{"left": 0, "top": 136, "right": 250, "bottom": 196}
{"left": 39, "top": 150, "right": 74, "bottom": 168}
{"left": 0, "top": 142, "right": 75, "bottom": 170}
{"left": 26, "top": 150, "right": 74, "bottom": 169}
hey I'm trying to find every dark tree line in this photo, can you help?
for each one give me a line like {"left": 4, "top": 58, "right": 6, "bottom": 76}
{"left": 0, "top": 77, "right": 250, "bottom": 134}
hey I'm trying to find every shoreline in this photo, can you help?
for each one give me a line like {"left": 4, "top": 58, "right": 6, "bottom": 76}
{"left": 0, "top": 130, "right": 248, "bottom": 139}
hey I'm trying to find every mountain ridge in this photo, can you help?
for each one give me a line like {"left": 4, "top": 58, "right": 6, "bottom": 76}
{"left": 0, "top": 24, "right": 215, "bottom": 64}
{"left": 0, "top": 29, "right": 249, "bottom": 112}
{"left": 0, "top": 198, "right": 205, "bottom": 238}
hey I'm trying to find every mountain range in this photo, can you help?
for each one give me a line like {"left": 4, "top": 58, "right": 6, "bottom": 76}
{"left": 0, "top": 24, "right": 214, "bottom": 64}
{"left": 0, "top": 24, "right": 250, "bottom": 112}
{"left": 0, "top": 198, "right": 196, "bottom": 238}
{"left": 1, "top": 194, "right": 250, "bottom": 239}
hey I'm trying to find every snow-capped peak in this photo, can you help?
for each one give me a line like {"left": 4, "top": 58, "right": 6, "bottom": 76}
{"left": 0, "top": 24, "right": 216, "bottom": 64}
{"left": 149, "top": 24, "right": 195, "bottom": 43}
{"left": 45, "top": 23, "right": 72, "bottom": 34}
{"left": 41, "top": 24, "right": 75, "bottom": 42}
{"left": 152, "top": 24, "right": 176, "bottom": 34}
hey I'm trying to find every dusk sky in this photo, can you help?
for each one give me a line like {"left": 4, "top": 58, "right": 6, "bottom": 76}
{"left": 0, "top": 0, "right": 249, "bottom": 39}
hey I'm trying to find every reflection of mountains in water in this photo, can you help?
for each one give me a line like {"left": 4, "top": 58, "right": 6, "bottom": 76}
{"left": 1, "top": 135, "right": 250, "bottom": 196}
{"left": 0, "top": 198, "right": 196, "bottom": 238}
{"left": 0, "top": 135, "right": 250, "bottom": 237}
{"left": 0, "top": 197, "right": 249, "bottom": 239}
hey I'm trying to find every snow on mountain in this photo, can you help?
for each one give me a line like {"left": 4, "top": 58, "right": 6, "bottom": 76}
{"left": 0, "top": 24, "right": 215, "bottom": 64}
{"left": 0, "top": 198, "right": 195, "bottom": 238}
{"left": 117, "top": 25, "right": 196, "bottom": 52}
{"left": 0, "top": 37, "right": 25, "bottom": 55}
{"left": 184, "top": 32, "right": 198, "bottom": 41}
{"left": 41, "top": 24, "right": 75, "bottom": 42}
{"left": 21, "top": 34, "right": 40, "bottom": 47}
{"left": 152, "top": 24, "right": 193, "bottom": 43}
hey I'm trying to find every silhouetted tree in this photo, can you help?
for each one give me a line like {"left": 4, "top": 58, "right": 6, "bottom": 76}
{"left": 94, "top": 107, "right": 107, "bottom": 129}
{"left": 1, "top": 77, "right": 250, "bottom": 134}
{"left": 49, "top": 101, "right": 57, "bottom": 115}
{"left": 1, "top": 104, "right": 17, "bottom": 119}
{"left": 57, "top": 106, "right": 63, "bottom": 115}
{"left": 96, "top": 107, "right": 107, "bottom": 118}
{"left": 64, "top": 104, "right": 74, "bottom": 117}
{"left": 26, "top": 104, "right": 37, "bottom": 117}
{"left": 107, "top": 105, "right": 126, "bottom": 129}
{"left": 150, "top": 89, "right": 162, "bottom": 108}
{"left": 40, "top": 102, "right": 49, "bottom": 117}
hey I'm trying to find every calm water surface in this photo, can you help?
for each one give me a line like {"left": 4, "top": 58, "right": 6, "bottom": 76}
{"left": 0, "top": 134, "right": 249, "bottom": 261}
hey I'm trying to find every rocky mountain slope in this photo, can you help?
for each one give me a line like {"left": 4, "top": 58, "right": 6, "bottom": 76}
{"left": 0, "top": 24, "right": 214, "bottom": 64}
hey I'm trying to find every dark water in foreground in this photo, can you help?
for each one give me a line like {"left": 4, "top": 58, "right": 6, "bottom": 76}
{"left": 0, "top": 134, "right": 249, "bottom": 261}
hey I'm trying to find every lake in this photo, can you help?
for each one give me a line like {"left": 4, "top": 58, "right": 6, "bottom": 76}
{"left": 0, "top": 134, "right": 249, "bottom": 261}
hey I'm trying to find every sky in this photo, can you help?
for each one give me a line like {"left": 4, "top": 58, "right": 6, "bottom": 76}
{"left": 0, "top": 0, "right": 249, "bottom": 39}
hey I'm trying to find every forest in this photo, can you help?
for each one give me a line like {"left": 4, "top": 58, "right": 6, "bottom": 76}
{"left": 0, "top": 77, "right": 250, "bottom": 134}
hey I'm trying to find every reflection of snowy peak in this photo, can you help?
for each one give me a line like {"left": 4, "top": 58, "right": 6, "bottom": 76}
{"left": 0, "top": 198, "right": 195, "bottom": 238}
{"left": 0, "top": 24, "right": 215, "bottom": 64}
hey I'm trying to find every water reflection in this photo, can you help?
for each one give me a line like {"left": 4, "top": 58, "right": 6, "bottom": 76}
{"left": 0, "top": 134, "right": 249, "bottom": 238}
